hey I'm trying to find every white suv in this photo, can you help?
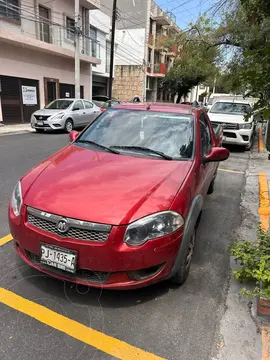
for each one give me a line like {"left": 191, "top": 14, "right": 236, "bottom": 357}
{"left": 208, "top": 100, "right": 255, "bottom": 150}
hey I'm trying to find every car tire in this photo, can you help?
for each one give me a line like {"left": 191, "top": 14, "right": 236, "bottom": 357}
{"left": 65, "top": 119, "right": 73, "bottom": 133}
{"left": 35, "top": 129, "right": 44, "bottom": 133}
{"left": 171, "top": 229, "right": 196, "bottom": 285}
{"left": 207, "top": 178, "right": 215, "bottom": 194}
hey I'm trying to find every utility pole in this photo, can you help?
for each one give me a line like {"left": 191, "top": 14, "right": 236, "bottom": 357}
{"left": 108, "top": 0, "right": 117, "bottom": 99}
{"left": 212, "top": 75, "right": 217, "bottom": 95}
{"left": 75, "top": 0, "right": 81, "bottom": 99}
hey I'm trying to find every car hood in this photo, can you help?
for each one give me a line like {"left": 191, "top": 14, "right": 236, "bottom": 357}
{"left": 23, "top": 145, "right": 192, "bottom": 225}
{"left": 33, "top": 109, "right": 68, "bottom": 116}
{"left": 208, "top": 113, "right": 251, "bottom": 123}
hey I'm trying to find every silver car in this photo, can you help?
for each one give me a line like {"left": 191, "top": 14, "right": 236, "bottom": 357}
{"left": 31, "top": 98, "right": 101, "bottom": 133}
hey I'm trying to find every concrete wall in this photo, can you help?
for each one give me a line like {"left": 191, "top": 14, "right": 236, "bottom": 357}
{"left": 115, "top": 28, "right": 145, "bottom": 65}
{"left": 100, "top": 0, "right": 148, "bottom": 29}
{"left": 113, "top": 65, "right": 144, "bottom": 100}
{"left": 0, "top": 42, "right": 91, "bottom": 110}
{"left": 90, "top": 9, "right": 110, "bottom": 76}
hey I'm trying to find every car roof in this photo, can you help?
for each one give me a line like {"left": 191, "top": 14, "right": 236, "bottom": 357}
{"left": 112, "top": 102, "right": 199, "bottom": 115}
{"left": 214, "top": 99, "right": 251, "bottom": 104}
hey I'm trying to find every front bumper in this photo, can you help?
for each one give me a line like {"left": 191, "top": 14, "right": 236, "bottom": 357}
{"left": 9, "top": 205, "right": 183, "bottom": 289}
{"left": 222, "top": 129, "right": 253, "bottom": 146}
{"left": 31, "top": 118, "right": 66, "bottom": 131}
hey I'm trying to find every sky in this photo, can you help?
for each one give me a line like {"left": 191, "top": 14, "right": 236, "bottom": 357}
{"left": 154, "top": 0, "right": 216, "bottom": 30}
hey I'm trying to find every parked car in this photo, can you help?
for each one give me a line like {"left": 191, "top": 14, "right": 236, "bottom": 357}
{"left": 207, "top": 99, "right": 255, "bottom": 150}
{"left": 100, "top": 100, "right": 121, "bottom": 112}
{"left": 31, "top": 99, "right": 101, "bottom": 133}
{"left": 10, "top": 103, "right": 229, "bottom": 290}
{"left": 92, "top": 95, "right": 109, "bottom": 103}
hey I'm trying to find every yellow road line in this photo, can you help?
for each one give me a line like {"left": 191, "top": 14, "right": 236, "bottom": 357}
{"left": 0, "top": 288, "right": 166, "bottom": 360}
{"left": 218, "top": 168, "right": 245, "bottom": 175}
{"left": 258, "top": 173, "right": 269, "bottom": 231}
{"left": 258, "top": 128, "right": 265, "bottom": 152}
{"left": 262, "top": 328, "right": 270, "bottom": 360}
{"left": 258, "top": 173, "right": 270, "bottom": 360}
{"left": 0, "top": 234, "right": 13, "bottom": 246}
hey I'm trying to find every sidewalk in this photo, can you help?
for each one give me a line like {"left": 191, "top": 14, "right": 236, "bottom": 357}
{"left": 0, "top": 123, "right": 34, "bottom": 136}
{"left": 213, "top": 130, "right": 270, "bottom": 360}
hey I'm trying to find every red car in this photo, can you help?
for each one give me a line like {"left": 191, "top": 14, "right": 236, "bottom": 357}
{"left": 9, "top": 103, "right": 229, "bottom": 289}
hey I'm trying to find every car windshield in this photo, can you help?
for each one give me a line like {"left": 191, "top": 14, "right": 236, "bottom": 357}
{"left": 210, "top": 102, "right": 251, "bottom": 115}
{"left": 45, "top": 99, "right": 73, "bottom": 110}
{"left": 76, "top": 109, "right": 194, "bottom": 160}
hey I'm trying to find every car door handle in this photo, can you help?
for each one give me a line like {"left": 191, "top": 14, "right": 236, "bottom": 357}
{"left": 83, "top": 112, "right": 86, "bottom": 114}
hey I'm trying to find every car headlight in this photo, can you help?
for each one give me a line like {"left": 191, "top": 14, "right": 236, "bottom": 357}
{"left": 239, "top": 122, "right": 253, "bottom": 129}
{"left": 51, "top": 112, "right": 65, "bottom": 120}
{"left": 11, "top": 181, "right": 22, "bottom": 216}
{"left": 124, "top": 211, "right": 184, "bottom": 246}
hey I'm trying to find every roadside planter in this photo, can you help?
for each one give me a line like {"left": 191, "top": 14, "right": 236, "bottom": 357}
{"left": 229, "top": 228, "right": 270, "bottom": 321}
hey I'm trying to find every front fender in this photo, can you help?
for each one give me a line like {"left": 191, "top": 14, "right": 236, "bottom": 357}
{"left": 169, "top": 195, "right": 203, "bottom": 277}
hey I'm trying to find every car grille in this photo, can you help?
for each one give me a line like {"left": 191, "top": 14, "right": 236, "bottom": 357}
{"left": 25, "top": 250, "right": 109, "bottom": 283}
{"left": 223, "top": 131, "right": 237, "bottom": 138}
{"left": 27, "top": 207, "right": 111, "bottom": 243}
{"left": 212, "top": 122, "right": 239, "bottom": 130}
{"left": 34, "top": 115, "right": 51, "bottom": 121}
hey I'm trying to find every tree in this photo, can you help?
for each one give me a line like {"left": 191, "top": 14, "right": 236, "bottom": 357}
{"left": 162, "top": 17, "right": 220, "bottom": 103}
{"left": 192, "top": 0, "right": 270, "bottom": 117}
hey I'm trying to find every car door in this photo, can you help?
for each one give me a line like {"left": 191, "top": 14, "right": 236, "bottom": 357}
{"left": 199, "top": 113, "right": 216, "bottom": 196}
{"left": 83, "top": 100, "right": 100, "bottom": 125}
{"left": 71, "top": 100, "right": 85, "bottom": 127}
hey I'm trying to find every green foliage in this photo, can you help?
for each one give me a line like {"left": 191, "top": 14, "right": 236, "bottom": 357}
{"left": 229, "top": 228, "right": 270, "bottom": 299}
{"left": 162, "top": 16, "right": 220, "bottom": 102}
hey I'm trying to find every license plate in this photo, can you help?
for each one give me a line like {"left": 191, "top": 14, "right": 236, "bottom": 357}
{"left": 40, "top": 243, "right": 77, "bottom": 273}
{"left": 37, "top": 121, "right": 43, "bottom": 126}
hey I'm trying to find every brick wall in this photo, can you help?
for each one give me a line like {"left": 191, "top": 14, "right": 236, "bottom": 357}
{"left": 112, "top": 65, "right": 144, "bottom": 100}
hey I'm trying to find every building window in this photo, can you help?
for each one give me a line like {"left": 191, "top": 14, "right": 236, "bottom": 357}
{"left": 39, "top": 5, "right": 51, "bottom": 43}
{"left": 0, "top": 0, "right": 20, "bottom": 21}
{"left": 66, "top": 16, "right": 75, "bottom": 41}
{"left": 106, "top": 41, "right": 111, "bottom": 73}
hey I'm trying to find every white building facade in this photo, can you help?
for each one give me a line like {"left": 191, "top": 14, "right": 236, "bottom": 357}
{"left": 0, "top": 0, "right": 101, "bottom": 124}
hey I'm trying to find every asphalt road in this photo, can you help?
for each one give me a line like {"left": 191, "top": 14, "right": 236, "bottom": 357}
{"left": 0, "top": 132, "right": 250, "bottom": 360}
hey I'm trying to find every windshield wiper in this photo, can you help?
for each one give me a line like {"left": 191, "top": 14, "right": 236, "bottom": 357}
{"left": 110, "top": 145, "right": 172, "bottom": 160}
{"left": 76, "top": 140, "right": 120, "bottom": 154}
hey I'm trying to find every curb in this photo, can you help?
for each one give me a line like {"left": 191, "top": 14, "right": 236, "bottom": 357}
{"left": 0, "top": 130, "right": 34, "bottom": 136}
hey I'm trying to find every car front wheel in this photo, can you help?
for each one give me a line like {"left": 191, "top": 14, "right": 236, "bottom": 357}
{"left": 171, "top": 229, "right": 196, "bottom": 285}
{"left": 65, "top": 119, "right": 73, "bottom": 133}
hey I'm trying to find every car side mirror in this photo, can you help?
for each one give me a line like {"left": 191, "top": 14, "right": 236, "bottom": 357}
{"left": 73, "top": 107, "right": 80, "bottom": 111}
{"left": 203, "top": 147, "right": 229, "bottom": 164}
{"left": 69, "top": 130, "right": 79, "bottom": 142}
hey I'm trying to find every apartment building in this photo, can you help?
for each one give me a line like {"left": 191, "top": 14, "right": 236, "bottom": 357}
{"left": 0, "top": 0, "right": 101, "bottom": 124}
{"left": 100, "top": 0, "right": 180, "bottom": 102}
{"left": 89, "top": 9, "right": 112, "bottom": 96}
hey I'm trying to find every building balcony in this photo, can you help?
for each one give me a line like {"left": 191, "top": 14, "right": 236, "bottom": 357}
{"left": 81, "top": 0, "right": 100, "bottom": 10}
{"left": 0, "top": 21, "right": 101, "bottom": 65}
{"left": 152, "top": 10, "right": 171, "bottom": 26}
{"left": 167, "top": 43, "right": 178, "bottom": 56}
{"left": 155, "top": 34, "right": 167, "bottom": 50}
{"left": 146, "top": 63, "right": 166, "bottom": 77}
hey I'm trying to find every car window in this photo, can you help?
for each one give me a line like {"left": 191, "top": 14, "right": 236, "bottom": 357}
{"left": 210, "top": 102, "right": 251, "bottom": 114}
{"left": 76, "top": 109, "right": 194, "bottom": 160}
{"left": 200, "top": 115, "right": 212, "bottom": 157}
{"left": 84, "top": 101, "right": 93, "bottom": 109}
{"left": 200, "top": 113, "right": 212, "bottom": 146}
{"left": 73, "top": 100, "right": 84, "bottom": 110}
{"left": 45, "top": 99, "right": 73, "bottom": 109}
